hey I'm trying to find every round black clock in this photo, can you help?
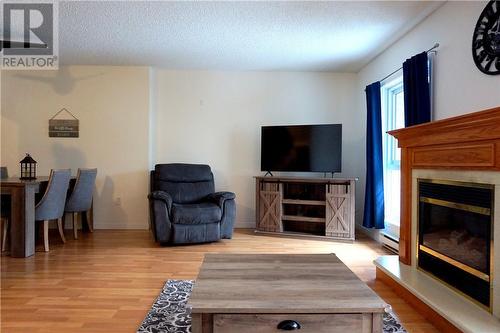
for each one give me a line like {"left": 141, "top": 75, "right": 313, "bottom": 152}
{"left": 472, "top": 0, "right": 500, "bottom": 75}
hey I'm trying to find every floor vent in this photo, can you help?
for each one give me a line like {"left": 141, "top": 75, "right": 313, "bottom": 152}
{"left": 381, "top": 232, "right": 399, "bottom": 254}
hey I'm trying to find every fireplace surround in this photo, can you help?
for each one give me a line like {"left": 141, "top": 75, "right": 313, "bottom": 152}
{"left": 388, "top": 106, "right": 500, "bottom": 266}
{"left": 374, "top": 106, "right": 500, "bottom": 332}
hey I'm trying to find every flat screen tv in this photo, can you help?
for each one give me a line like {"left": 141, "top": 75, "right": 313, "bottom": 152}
{"left": 261, "top": 124, "right": 342, "bottom": 173}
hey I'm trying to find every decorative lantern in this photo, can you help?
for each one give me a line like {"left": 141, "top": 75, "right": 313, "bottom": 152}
{"left": 20, "top": 153, "right": 37, "bottom": 180}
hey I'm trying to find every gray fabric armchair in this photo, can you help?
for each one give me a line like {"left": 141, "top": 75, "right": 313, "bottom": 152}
{"left": 148, "top": 163, "right": 236, "bottom": 245}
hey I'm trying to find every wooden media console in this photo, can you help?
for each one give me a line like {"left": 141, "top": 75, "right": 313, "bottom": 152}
{"left": 255, "top": 176, "right": 356, "bottom": 241}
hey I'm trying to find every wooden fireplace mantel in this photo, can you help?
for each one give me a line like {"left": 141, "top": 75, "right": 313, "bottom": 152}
{"left": 388, "top": 106, "right": 500, "bottom": 264}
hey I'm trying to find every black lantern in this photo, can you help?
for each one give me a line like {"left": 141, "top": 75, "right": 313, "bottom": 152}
{"left": 20, "top": 153, "right": 37, "bottom": 180}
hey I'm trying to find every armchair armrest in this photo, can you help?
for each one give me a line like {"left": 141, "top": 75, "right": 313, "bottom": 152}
{"left": 148, "top": 190, "right": 173, "bottom": 243}
{"left": 206, "top": 192, "right": 236, "bottom": 239}
{"left": 148, "top": 190, "right": 173, "bottom": 209}
{"left": 206, "top": 191, "right": 236, "bottom": 207}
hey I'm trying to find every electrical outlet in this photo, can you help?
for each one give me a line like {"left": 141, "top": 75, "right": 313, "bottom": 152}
{"left": 115, "top": 197, "right": 121, "bottom": 206}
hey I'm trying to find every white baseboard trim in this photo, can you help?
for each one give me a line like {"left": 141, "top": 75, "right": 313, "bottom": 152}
{"left": 235, "top": 220, "right": 255, "bottom": 229}
{"left": 95, "top": 223, "right": 149, "bottom": 230}
{"left": 92, "top": 221, "right": 255, "bottom": 230}
{"left": 355, "top": 223, "right": 382, "bottom": 242}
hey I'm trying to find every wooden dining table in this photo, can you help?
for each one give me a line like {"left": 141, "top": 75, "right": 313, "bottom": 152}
{"left": 1, "top": 177, "right": 47, "bottom": 257}
{"left": 0, "top": 176, "right": 79, "bottom": 258}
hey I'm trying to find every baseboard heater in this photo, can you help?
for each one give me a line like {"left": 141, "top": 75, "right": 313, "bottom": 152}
{"left": 381, "top": 232, "right": 399, "bottom": 254}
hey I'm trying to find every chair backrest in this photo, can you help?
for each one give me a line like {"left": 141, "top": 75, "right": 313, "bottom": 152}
{"left": 152, "top": 163, "right": 214, "bottom": 204}
{"left": 35, "top": 169, "right": 71, "bottom": 221}
{"left": 0, "top": 167, "right": 8, "bottom": 179}
{"left": 65, "top": 168, "right": 97, "bottom": 213}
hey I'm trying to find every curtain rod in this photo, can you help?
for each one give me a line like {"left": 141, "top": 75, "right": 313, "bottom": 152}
{"left": 378, "top": 43, "right": 439, "bottom": 83}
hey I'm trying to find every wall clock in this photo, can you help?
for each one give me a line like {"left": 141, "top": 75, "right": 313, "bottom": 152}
{"left": 472, "top": 0, "right": 500, "bottom": 75}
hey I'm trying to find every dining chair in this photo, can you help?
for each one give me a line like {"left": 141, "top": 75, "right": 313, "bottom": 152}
{"left": 35, "top": 169, "right": 71, "bottom": 252}
{"left": 64, "top": 168, "right": 97, "bottom": 239}
{"left": 0, "top": 167, "right": 7, "bottom": 179}
{"left": 1, "top": 167, "right": 8, "bottom": 251}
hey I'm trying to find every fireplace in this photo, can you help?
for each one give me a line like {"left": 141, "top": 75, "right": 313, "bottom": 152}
{"left": 417, "top": 179, "right": 494, "bottom": 309}
{"left": 378, "top": 107, "right": 500, "bottom": 331}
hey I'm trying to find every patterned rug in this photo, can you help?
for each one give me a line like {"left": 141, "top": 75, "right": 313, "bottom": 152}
{"left": 138, "top": 280, "right": 407, "bottom": 333}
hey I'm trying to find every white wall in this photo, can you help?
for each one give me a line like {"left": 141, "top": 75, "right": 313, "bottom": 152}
{"left": 1, "top": 67, "right": 363, "bottom": 230}
{"left": 152, "top": 70, "right": 361, "bottom": 227}
{"left": 357, "top": 1, "right": 500, "bottom": 239}
{"left": 1, "top": 66, "right": 150, "bottom": 229}
{"left": 359, "top": 1, "right": 500, "bottom": 120}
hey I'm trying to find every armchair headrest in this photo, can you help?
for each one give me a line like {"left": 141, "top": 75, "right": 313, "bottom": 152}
{"left": 154, "top": 163, "right": 213, "bottom": 183}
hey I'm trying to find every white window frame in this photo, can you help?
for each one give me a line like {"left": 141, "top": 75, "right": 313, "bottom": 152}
{"left": 381, "top": 76, "right": 404, "bottom": 239}
{"left": 383, "top": 82, "right": 403, "bottom": 171}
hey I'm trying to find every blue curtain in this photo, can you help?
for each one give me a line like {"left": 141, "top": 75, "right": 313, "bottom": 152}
{"left": 363, "top": 82, "right": 385, "bottom": 229}
{"left": 403, "top": 52, "right": 431, "bottom": 126}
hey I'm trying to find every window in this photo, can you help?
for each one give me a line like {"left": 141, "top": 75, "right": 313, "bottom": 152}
{"left": 379, "top": 55, "right": 433, "bottom": 239}
{"left": 381, "top": 76, "right": 404, "bottom": 238}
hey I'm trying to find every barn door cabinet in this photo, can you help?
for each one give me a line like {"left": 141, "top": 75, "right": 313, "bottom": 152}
{"left": 255, "top": 177, "right": 356, "bottom": 241}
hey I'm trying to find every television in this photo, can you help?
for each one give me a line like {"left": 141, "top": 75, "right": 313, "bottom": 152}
{"left": 261, "top": 124, "right": 342, "bottom": 173}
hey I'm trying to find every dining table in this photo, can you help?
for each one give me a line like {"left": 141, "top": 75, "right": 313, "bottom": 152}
{"left": 1, "top": 175, "right": 80, "bottom": 258}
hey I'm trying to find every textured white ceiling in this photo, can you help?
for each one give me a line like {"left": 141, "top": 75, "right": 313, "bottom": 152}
{"left": 59, "top": 1, "right": 443, "bottom": 71}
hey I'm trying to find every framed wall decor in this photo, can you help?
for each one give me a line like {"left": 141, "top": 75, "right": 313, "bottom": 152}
{"left": 49, "top": 108, "right": 79, "bottom": 138}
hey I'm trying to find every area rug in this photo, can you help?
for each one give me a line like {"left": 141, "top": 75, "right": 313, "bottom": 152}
{"left": 138, "top": 280, "right": 407, "bottom": 333}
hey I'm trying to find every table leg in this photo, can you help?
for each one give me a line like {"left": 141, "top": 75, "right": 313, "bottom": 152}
{"left": 372, "top": 313, "right": 383, "bottom": 333}
{"left": 191, "top": 314, "right": 202, "bottom": 333}
{"left": 81, "top": 200, "right": 94, "bottom": 232}
{"left": 90, "top": 201, "right": 94, "bottom": 230}
{"left": 10, "top": 186, "right": 36, "bottom": 257}
{"left": 191, "top": 313, "right": 213, "bottom": 333}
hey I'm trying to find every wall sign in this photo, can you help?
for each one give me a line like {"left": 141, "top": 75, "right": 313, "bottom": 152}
{"left": 49, "top": 108, "right": 79, "bottom": 137}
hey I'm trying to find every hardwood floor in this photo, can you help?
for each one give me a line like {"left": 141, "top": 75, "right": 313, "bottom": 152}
{"left": 1, "top": 229, "right": 440, "bottom": 333}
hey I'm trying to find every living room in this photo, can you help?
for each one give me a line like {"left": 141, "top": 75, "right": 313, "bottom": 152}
{"left": 1, "top": 1, "right": 500, "bottom": 332}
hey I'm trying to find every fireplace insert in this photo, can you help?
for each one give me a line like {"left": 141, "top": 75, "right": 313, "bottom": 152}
{"left": 417, "top": 179, "right": 493, "bottom": 309}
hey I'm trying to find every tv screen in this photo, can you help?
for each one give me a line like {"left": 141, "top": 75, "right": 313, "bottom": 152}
{"left": 261, "top": 124, "right": 342, "bottom": 173}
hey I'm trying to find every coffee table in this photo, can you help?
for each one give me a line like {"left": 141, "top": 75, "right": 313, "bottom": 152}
{"left": 188, "top": 254, "right": 387, "bottom": 333}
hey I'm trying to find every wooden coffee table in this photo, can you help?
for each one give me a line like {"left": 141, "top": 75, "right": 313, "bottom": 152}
{"left": 189, "top": 254, "right": 387, "bottom": 333}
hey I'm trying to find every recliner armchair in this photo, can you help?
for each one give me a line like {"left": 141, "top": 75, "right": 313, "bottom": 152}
{"left": 148, "top": 163, "right": 236, "bottom": 245}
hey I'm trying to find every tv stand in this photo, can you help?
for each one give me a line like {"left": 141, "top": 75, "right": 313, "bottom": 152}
{"left": 255, "top": 176, "right": 356, "bottom": 241}
{"left": 264, "top": 171, "right": 274, "bottom": 177}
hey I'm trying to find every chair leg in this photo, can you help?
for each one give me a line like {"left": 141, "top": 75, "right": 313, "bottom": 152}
{"left": 43, "top": 220, "right": 49, "bottom": 252}
{"left": 85, "top": 210, "right": 93, "bottom": 233}
{"left": 73, "top": 212, "right": 78, "bottom": 240}
{"left": 1, "top": 218, "right": 8, "bottom": 252}
{"left": 57, "top": 218, "right": 66, "bottom": 243}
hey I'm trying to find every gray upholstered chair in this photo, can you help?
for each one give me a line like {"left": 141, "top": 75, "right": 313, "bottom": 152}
{"left": 148, "top": 163, "right": 236, "bottom": 245}
{"left": 0, "top": 167, "right": 7, "bottom": 179}
{"left": 64, "top": 168, "right": 97, "bottom": 239}
{"left": 1, "top": 167, "right": 9, "bottom": 251}
{"left": 35, "top": 169, "right": 71, "bottom": 252}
